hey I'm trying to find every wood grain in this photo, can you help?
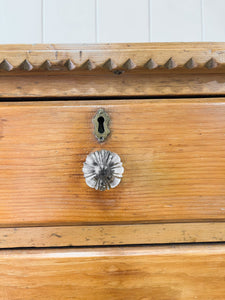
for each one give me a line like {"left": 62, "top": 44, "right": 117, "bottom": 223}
{"left": 0, "top": 43, "right": 225, "bottom": 97}
{"left": 0, "top": 244, "right": 224, "bottom": 300}
{"left": 0, "top": 99, "right": 224, "bottom": 226}
{"left": 1, "top": 72, "right": 225, "bottom": 98}
{"left": 0, "top": 222, "right": 225, "bottom": 248}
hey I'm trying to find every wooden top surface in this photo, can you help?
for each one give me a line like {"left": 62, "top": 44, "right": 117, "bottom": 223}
{"left": 1, "top": 42, "right": 225, "bottom": 51}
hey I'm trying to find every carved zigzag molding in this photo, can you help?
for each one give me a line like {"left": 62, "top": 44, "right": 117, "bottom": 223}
{"left": 0, "top": 57, "right": 220, "bottom": 72}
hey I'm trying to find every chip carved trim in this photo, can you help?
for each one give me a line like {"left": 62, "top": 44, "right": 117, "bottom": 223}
{"left": 0, "top": 56, "right": 222, "bottom": 72}
{"left": 0, "top": 43, "right": 224, "bottom": 73}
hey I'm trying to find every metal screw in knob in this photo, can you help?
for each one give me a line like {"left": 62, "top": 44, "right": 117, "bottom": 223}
{"left": 82, "top": 150, "right": 124, "bottom": 191}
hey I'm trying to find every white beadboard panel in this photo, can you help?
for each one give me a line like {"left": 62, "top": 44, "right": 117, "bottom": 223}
{"left": 0, "top": 0, "right": 42, "bottom": 44}
{"left": 97, "top": 0, "right": 149, "bottom": 43}
{"left": 151, "top": 0, "right": 202, "bottom": 42}
{"left": 44, "top": 0, "right": 96, "bottom": 43}
{"left": 204, "top": 0, "right": 225, "bottom": 41}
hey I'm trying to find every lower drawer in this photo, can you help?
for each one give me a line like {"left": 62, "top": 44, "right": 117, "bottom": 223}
{"left": 0, "top": 244, "right": 224, "bottom": 300}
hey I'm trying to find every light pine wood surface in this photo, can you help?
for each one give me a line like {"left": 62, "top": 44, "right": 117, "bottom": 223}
{"left": 0, "top": 244, "right": 224, "bottom": 300}
{"left": 0, "top": 222, "right": 225, "bottom": 248}
{"left": 0, "top": 99, "right": 224, "bottom": 227}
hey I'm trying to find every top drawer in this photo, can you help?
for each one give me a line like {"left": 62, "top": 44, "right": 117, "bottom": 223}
{"left": 0, "top": 99, "right": 224, "bottom": 227}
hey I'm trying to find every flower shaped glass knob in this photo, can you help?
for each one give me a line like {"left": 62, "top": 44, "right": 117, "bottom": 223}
{"left": 82, "top": 150, "right": 124, "bottom": 191}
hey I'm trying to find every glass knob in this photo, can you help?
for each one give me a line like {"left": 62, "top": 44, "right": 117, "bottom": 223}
{"left": 82, "top": 150, "right": 124, "bottom": 191}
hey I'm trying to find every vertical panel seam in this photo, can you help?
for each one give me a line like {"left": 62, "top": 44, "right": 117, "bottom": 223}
{"left": 148, "top": 0, "right": 152, "bottom": 42}
{"left": 95, "top": 0, "right": 99, "bottom": 43}
{"left": 42, "top": 0, "right": 45, "bottom": 43}
{"left": 201, "top": 0, "right": 205, "bottom": 41}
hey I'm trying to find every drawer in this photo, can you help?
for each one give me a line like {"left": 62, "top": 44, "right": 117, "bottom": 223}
{"left": 0, "top": 244, "right": 224, "bottom": 300}
{"left": 0, "top": 99, "right": 224, "bottom": 227}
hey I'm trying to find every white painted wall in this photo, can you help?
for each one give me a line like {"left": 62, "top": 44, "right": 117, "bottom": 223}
{"left": 0, "top": 0, "right": 224, "bottom": 44}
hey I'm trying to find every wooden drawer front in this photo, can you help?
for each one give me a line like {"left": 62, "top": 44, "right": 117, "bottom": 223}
{"left": 0, "top": 99, "right": 224, "bottom": 227}
{"left": 0, "top": 245, "right": 224, "bottom": 300}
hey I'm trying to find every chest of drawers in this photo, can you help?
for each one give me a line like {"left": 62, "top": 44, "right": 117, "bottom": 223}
{"left": 0, "top": 43, "right": 224, "bottom": 300}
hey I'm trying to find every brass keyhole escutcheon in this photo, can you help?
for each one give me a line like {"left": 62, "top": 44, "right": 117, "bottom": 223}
{"left": 93, "top": 109, "right": 110, "bottom": 142}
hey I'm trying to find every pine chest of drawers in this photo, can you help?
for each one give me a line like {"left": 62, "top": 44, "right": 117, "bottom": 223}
{"left": 0, "top": 43, "right": 225, "bottom": 300}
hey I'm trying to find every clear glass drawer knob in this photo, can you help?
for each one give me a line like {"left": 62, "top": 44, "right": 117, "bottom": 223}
{"left": 82, "top": 150, "right": 124, "bottom": 191}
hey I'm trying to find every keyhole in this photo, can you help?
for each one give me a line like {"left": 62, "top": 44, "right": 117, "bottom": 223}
{"left": 93, "top": 109, "right": 110, "bottom": 142}
{"left": 98, "top": 116, "right": 105, "bottom": 134}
